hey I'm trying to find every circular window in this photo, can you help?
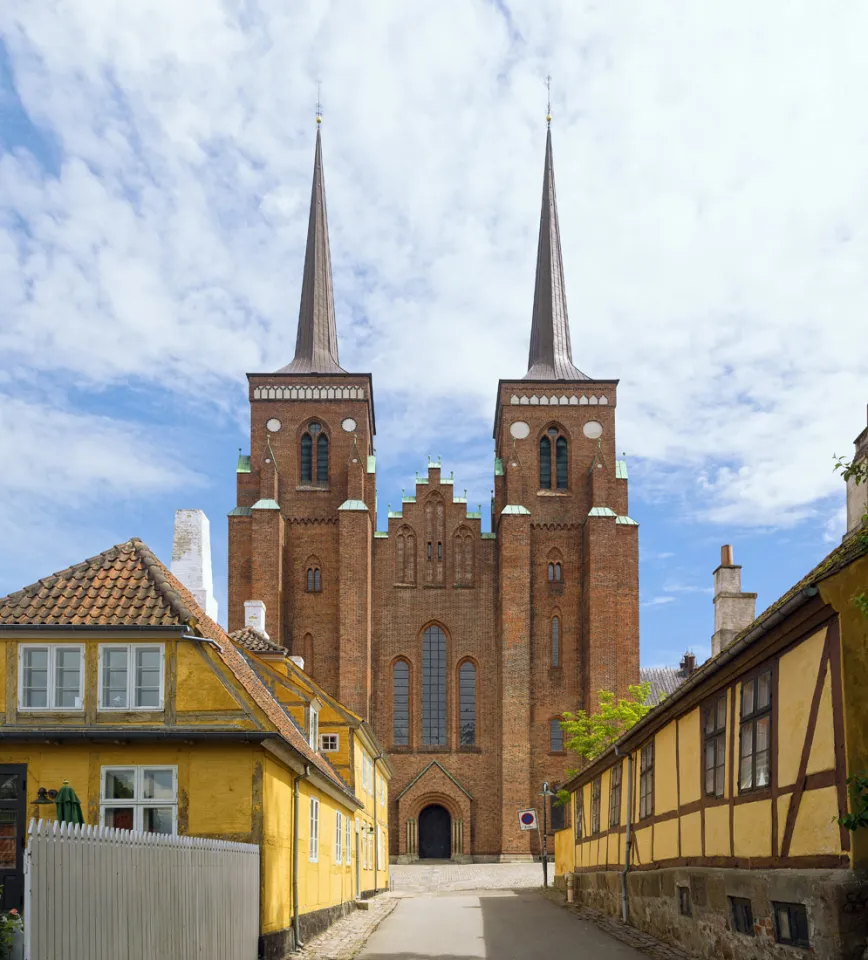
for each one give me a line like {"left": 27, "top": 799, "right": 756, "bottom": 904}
{"left": 509, "top": 421, "right": 530, "bottom": 440}
{"left": 266, "top": 418, "right": 281, "bottom": 433}
{"left": 341, "top": 417, "right": 358, "bottom": 433}
{"left": 308, "top": 422, "right": 322, "bottom": 435}
{"left": 583, "top": 421, "right": 603, "bottom": 439}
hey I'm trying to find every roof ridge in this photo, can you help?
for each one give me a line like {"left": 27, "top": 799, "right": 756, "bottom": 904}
{"left": 130, "top": 538, "right": 197, "bottom": 626}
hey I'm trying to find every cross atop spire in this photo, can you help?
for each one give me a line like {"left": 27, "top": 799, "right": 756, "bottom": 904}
{"left": 523, "top": 126, "right": 588, "bottom": 381}
{"left": 278, "top": 123, "right": 346, "bottom": 375}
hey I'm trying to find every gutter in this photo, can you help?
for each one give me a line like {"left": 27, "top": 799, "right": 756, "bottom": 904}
{"left": 180, "top": 631, "right": 223, "bottom": 652}
{"left": 0, "top": 729, "right": 274, "bottom": 743}
{"left": 0, "top": 624, "right": 184, "bottom": 633}
{"left": 616, "top": 744, "right": 633, "bottom": 924}
{"left": 293, "top": 764, "right": 311, "bottom": 949}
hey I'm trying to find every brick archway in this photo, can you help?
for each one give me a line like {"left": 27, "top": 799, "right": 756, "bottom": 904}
{"left": 395, "top": 761, "right": 472, "bottom": 862}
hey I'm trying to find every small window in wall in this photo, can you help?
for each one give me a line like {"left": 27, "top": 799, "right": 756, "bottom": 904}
{"left": 773, "top": 902, "right": 810, "bottom": 948}
{"left": 320, "top": 734, "right": 339, "bottom": 753}
{"left": 306, "top": 567, "right": 322, "bottom": 592}
{"left": 549, "top": 718, "right": 564, "bottom": 753}
{"left": 730, "top": 897, "right": 754, "bottom": 936}
{"left": 574, "top": 792, "right": 583, "bottom": 840}
{"left": 739, "top": 670, "right": 771, "bottom": 791}
{"left": 99, "top": 645, "right": 164, "bottom": 710}
{"left": 704, "top": 694, "right": 727, "bottom": 797}
{"left": 19, "top": 645, "right": 84, "bottom": 711}
{"left": 590, "top": 777, "right": 601, "bottom": 834}
{"left": 309, "top": 797, "right": 320, "bottom": 862}
{"left": 551, "top": 617, "right": 560, "bottom": 667}
{"left": 100, "top": 766, "right": 177, "bottom": 834}
{"left": 308, "top": 704, "right": 320, "bottom": 750}
{"left": 335, "top": 811, "right": 343, "bottom": 863}
{"left": 639, "top": 740, "right": 654, "bottom": 819}
{"left": 678, "top": 886, "right": 692, "bottom": 917}
{"left": 609, "top": 762, "right": 622, "bottom": 828}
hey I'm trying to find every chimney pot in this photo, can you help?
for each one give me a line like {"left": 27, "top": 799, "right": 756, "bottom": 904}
{"left": 171, "top": 509, "right": 218, "bottom": 622}
{"left": 711, "top": 543, "right": 756, "bottom": 657}
{"left": 289, "top": 655, "right": 305, "bottom": 670}
{"left": 721, "top": 544, "right": 733, "bottom": 566}
{"left": 244, "top": 600, "right": 268, "bottom": 638}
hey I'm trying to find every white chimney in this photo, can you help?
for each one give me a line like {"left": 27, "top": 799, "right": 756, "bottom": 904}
{"left": 711, "top": 545, "right": 757, "bottom": 656}
{"left": 845, "top": 407, "right": 868, "bottom": 538}
{"left": 244, "top": 600, "right": 267, "bottom": 638}
{"left": 171, "top": 509, "right": 218, "bottom": 621}
{"left": 289, "top": 655, "right": 305, "bottom": 670}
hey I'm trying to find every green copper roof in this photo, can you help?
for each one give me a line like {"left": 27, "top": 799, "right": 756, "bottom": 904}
{"left": 494, "top": 457, "right": 504, "bottom": 477}
{"left": 588, "top": 506, "right": 617, "bottom": 518}
{"left": 481, "top": 532, "right": 497, "bottom": 540}
{"left": 367, "top": 455, "right": 376, "bottom": 474}
{"left": 501, "top": 504, "right": 531, "bottom": 515}
{"left": 402, "top": 495, "right": 416, "bottom": 503}
{"left": 338, "top": 499, "right": 368, "bottom": 511}
{"left": 388, "top": 510, "right": 403, "bottom": 519}
{"left": 374, "top": 531, "right": 389, "bottom": 539}
{"left": 228, "top": 505, "right": 252, "bottom": 517}
{"left": 441, "top": 478, "right": 454, "bottom": 485}
{"left": 616, "top": 515, "right": 639, "bottom": 526}
{"left": 252, "top": 499, "right": 280, "bottom": 511}
{"left": 466, "top": 511, "right": 482, "bottom": 519}
{"left": 453, "top": 497, "right": 467, "bottom": 504}
{"left": 237, "top": 454, "right": 251, "bottom": 474}
{"left": 616, "top": 460, "right": 628, "bottom": 480}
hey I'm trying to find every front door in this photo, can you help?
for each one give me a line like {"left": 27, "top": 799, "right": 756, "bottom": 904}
{"left": 418, "top": 804, "right": 451, "bottom": 860}
{"left": 0, "top": 765, "right": 27, "bottom": 912}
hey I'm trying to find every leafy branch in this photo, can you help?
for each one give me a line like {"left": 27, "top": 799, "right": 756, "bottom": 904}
{"left": 837, "top": 773, "right": 868, "bottom": 832}
{"left": 834, "top": 453, "right": 868, "bottom": 616}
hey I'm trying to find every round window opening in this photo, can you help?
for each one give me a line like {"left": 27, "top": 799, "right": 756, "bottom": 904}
{"left": 583, "top": 421, "right": 603, "bottom": 440}
{"left": 341, "top": 417, "right": 357, "bottom": 433}
{"left": 509, "top": 420, "right": 530, "bottom": 439}
{"left": 308, "top": 422, "right": 322, "bottom": 435}
{"left": 266, "top": 418, "right": 281, "bottom": 433}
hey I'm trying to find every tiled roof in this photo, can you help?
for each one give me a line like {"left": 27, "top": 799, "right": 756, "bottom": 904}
{"left": 640, "top": 666, "right": 687, "bottom": 705}
{"left": 0, "top": 539, "right": 358, "bottom": 806}
{"left": 229, "top": 626, "right": 288, "bottom": 657}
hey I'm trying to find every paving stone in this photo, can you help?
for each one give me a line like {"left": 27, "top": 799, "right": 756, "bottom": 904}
{"left": 295, "top": 896, "right": 398, "bottom": 960}
{"left": 390, "top": 862, "right": 543, "bottom": 893}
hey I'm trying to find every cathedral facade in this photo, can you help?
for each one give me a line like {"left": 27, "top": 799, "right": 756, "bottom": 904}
{"left": 227, "top": 122, "right": 640, "bottom": 860}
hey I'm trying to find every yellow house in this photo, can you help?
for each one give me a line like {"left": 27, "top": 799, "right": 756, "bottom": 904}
{"left": 0, "top": 538, "right": 389, "bottom": 957}
{"left": 556, "top": 531, "right": 868, "bottom": 960}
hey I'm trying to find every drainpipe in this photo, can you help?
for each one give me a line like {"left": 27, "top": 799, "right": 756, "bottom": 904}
{"left": 616, "top": 745, "right": 633, "bottom": 925}
{"left": 293, "top": 764, "right": 310, "bottom": 950}
{"left": 372, "top": 754, "right": 385, "bottom": 892}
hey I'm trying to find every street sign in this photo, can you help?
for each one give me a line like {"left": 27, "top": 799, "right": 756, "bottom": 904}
{"left": 518, "top": 809, "right": 537, "bottom": 831}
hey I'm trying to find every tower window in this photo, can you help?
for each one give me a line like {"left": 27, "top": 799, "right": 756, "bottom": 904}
{"left": 549, "top": 718, "right": 564, "bottom": 752}
{"left": 422, "top": 626, "right": 447, "bottom": 746}
{"left": 540, "top": 428, "right": 568, "bottom": 490}
{"left": 300, "top": 422, "right": 329, "bottom": 484}
{"left": 547, "top": 562, "right": 562, "bottom": 582}
{"left": 437, "top": 542, "right": 442, "bottom": 561}
{"left": 427, "top": 542, "right": 432, "bottom": 560}
{"left": 459, "top": 661, "right": 476, "bottom": 746}
{"left": 393, "top": 660, "right": 410, "bottom": 746}
{"left": 539, "top": 436, "right": 552, "bottom": 488}
{"left": 306, "top": 567, "right": 321, "bottom": 592}
{"left": 551, "top": 616, "right": 560, "bottom": 667}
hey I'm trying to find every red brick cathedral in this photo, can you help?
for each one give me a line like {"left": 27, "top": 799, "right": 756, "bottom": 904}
{"left": 227, "top": 123, "right": 639, "bottom": 861}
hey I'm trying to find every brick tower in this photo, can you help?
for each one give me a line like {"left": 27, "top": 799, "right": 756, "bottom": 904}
{"left": 227, "top": 120, "right": 639, "bottom": 861}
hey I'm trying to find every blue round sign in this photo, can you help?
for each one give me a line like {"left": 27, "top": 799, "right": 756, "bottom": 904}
{"left": 520, "top": 812, "right": 535, "bottom": 825}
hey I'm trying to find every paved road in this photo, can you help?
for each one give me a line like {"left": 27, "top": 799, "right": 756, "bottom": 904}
{"left": 390, "top": 863, "right": 543, "bottom": 893}
{"left": 358, "top": 890, "right": 649, "bottom": 960}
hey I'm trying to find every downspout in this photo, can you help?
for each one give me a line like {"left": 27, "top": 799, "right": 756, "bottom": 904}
{"left": 372, "top": 754, "right": 385, "bottom": 892}
{"left": 293, "top": 764, "right": 311, "bottom": 950}
{"left": 616, "top": 745, "right": 633, "bottom": 925}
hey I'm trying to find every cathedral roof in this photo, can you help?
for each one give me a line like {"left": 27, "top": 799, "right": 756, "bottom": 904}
{"left": 277, "top": 126, "right": 346, "bottom": 375}
{"left": 524, "top": 127, "right": 589, "bottom": 382}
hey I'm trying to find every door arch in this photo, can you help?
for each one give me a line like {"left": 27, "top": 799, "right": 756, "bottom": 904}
{"left": 418, "top": 804, "right": 451, "bottom": 859}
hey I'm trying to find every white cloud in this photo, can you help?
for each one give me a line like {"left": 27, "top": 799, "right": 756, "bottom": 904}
{"left": 0, "top": 0, "right": 866, "bottom": 529}
{"left": 642, "top": 596, "right": 676, "bottom": 608}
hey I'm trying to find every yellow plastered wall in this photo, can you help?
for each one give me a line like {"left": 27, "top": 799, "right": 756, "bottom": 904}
{"left": 298, "top": 780, "right": 356, "bottom": 913}
{"left": 704, "top": 803, "right": 730, "bottom": 857}
{"left": 654, "top": 724, "right": 677, "bottom": 814}
{"left": 680, "top": 811, "right": 701, "bottom": 856}
{"left": 777, "top": 628, "right": 826, "bottom": 788}
{"left": 788, "top": 785, "right": 841, "bottom": 856}
{"left": 733, "top": 798, "right": 771, "bottom": 858}
{"left": 677, "top": 709, "right": 701, "bottom": 805}
{"left": 261, "top": 757, "right": 293, "bottom": 935}
{"left": 554, "top": 826, "right": 575, "bottom": 876}
{"left": 175, "top": 642, "right": 241, "bottom": 713}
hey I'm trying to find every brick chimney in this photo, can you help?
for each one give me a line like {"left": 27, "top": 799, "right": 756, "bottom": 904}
{"left": 711, "top": 545, "right": 757, "bottom": 657}
{"left": 845, "top": 406, "right": 868, "bottom": 538}
{"left": 679, "top": 651, "right": 697, "bottom": 677}
{"left": 171, "top": 509, "right": 218, "bottom": 622}
{"left": 244, "top": 600, "right": 267, "bottom": 638}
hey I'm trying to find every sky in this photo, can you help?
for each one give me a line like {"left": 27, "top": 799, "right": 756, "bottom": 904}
{"left": 0, "top": 1, "right": 865, "bottom": 669}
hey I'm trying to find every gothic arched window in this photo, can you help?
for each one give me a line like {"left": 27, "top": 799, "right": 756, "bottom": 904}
{"left": 424, "top": 497, "right": 445, "bottom": 584}
{"left": 459, "top": 661, "right": 476, "bottom": 746}
{"left": 306, "top": 566, "right": 321, "bottom": 592}
{"left": 550, "top": 718, "right": 564, "bottom": 753}
{"left": 454, "top": 530, "right": 474, "bottom": 586}
{"left": 300, "top": 422, "right": 329, "bottom": 484}
{"left": 539, "top": 427, "right": 568, "bottom": 490}
{"left": 393, "top": 660, "right": 410, "bottom": 746}
{"left": 396, "top": 527, "right": 416, "bottom": 584}
{"left": 547, "top": 560, "right": 563, "bottom": 582}
{"left": 422, "top": 625, "right": 447, "bottom": 745}
{"left": 551, "top": 616, "right": 560, "bottom": 667}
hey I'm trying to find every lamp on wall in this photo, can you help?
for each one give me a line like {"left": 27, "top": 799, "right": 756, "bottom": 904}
{"left": 32, "top": 787, "right": 58, "bottom": 806}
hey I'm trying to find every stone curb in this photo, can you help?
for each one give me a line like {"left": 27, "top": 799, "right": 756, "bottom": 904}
{"left": 295, "top": 895, "right": 399, "bottom": 960}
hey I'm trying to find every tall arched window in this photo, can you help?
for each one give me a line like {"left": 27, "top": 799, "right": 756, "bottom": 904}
{"left": 393, "top": 660, "right": 410, "bottom": 746}
{"left": 300, "top": 422, "right": 329, "bottom": 484}
{"left": 306, "top": 566, "right": 321, "bottom": 592}
{"left": 540, "top": 427, "right": 568, "bottom": 490}
{"left": 396, "top": 527, "right": 416, "bottom": 584}
{"left": 551, "top": 616, "right": 560, "bottom": 667}
{"left": 459, "top": 661, "right": 476, "bottom": 746}
{"left": 550, "top": 718, "right": 564, "bottom": 752}
{"left": 453, "top": 530, "right": 474, "bottom": 586}
{"left": 422, "top": 626, "right": 447, "bottom": 745}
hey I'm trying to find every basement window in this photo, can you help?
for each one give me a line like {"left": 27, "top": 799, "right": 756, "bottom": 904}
{"left": 773, "top": 902, "right": 810, "bottom": 949}
{"left": 678, "top": 886, "right": 692, "bottom": 917}
{"left": 730, "top": 897, "right": 754, "bottom": 936}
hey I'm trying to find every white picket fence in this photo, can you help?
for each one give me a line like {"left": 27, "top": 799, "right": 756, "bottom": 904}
{"left": 24, "top": 819, "right": 260, "bottom": 960}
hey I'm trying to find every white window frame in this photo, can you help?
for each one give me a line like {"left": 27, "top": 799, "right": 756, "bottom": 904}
{"left": 18, "top": 644, "right": 84, "bottom": 712}
{"left": 320, "top": 733, "right": 339, "bottom": 753}
{"left": 309, "top": 796, "right": 320, "bottom": 862}
{"left": 345, "top": 814, "right": 352, "bottom": 865}
{"left": 308, "top": 703, "right": 320, "bottom": 750}
{"left": 98, "top": 643, "right": 165, "bottom": 711}
{"left": 99, "top": 765, "right": 178, "bottom": 834}
{"left": 335, "top": 810, "right": 343, "bottom": 862}
{"left": 378, "top": 824, "right": 384, "bottom": 867}
{"left": 379, "top": 778, "right": 385, "bottom": 806}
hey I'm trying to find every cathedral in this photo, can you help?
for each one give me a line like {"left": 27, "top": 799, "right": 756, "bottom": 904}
{"left": 226, "top": 120, "right": 640, "bottom": 861}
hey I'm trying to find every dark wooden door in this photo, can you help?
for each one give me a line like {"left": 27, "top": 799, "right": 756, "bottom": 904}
{"left": 418, "top": 804, "right": 451, "bottom": 859}
{"left": 0, "top": 765, "right": 27, "bottom": 912}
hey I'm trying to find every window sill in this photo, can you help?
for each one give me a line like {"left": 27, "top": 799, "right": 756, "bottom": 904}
{"left": 17, "top": 707, "right": 85, "bottom": 714}
{"left": 393, "top": 582, "right": 416, "bottom": 589}
{"left": 458, "top": 745, "right": 482, "bottom": 754}
{"left": 417, "top": 745, "right": 450, "bottom": 753}
{"left": 537, "top": 490, "right": 571, "bottom": 497}
{"left": 452, "top": 584, "right": 475, "bottom": 590}
{"left": 296, "top": 484, "right": 331, "bottom": 492}
{"left": 97, "top": 706, "right": 165, "bottom": 714}
{"left": 548, "top": 750, "right": 567, "bottom": 757}
{"left": 422, "top": 584, "right": 446, "bottom": 589}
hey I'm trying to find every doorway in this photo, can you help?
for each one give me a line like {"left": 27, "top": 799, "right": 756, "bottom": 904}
{"left": 418, "top": 804, "right": 451, "bottom": 860}
{"left": 0, "top": 765, "right": 27, "bottom": 912}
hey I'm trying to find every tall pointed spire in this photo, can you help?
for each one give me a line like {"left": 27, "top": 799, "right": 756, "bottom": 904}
{"left": 523, "top": 125, "right": 588, "bottom": 381}
{"left": 278, "top": 123, "right": 346, "bottom": 374}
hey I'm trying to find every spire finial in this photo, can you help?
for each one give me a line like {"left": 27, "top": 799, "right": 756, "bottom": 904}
{"left": 316, "top": 81, "right": 322, "bottom": 125}
{"left": 545, "top": 74, "right": 552, "bottom": 126}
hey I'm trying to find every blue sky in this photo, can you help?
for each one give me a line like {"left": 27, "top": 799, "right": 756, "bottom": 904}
{"left": 0, "top": 2, "right": 865, "bottom": 670}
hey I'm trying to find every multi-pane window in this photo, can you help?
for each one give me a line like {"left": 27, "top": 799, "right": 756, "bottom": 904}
{"left": 539, "top": 428, "right": 568, "bottom": 490}
{"left": 345, "top": 815, "right": 352, "bottom": 865}
{"left": 574, "top": 791, "right": 583, "bottom": 840}
{"left": 320, "top": 734, "right": 339, "bottom": 753}
{"left": 551, "top": 617, "right": 560, "bottom": 667}
{"left": 459, "top": 661, "right": 476, "bottom": 746}
{"left": 99, "top": 645, "right": 163, "bottom": 710}
{"left": 19, "top": 645, "right": 83, "bottom": 710}
{"left": 306, "top": 567, "right": 322, "bottom": 592}
{"left": 773, "top": 902, "right": 810, "bottom": 948}
{"left": 591, "top": 777, "right": 601, "bottom": 834}
{"left": 393, "top": 661, "right": 410, "bottom": 745}
{"left": 309, "top": 797, "right": 320, "bottom": 861}
{"left": 639, "top": 741, "right": 654, "bottom": 819}
{"left": 609, "top": 762, "right": 622, "bottom": 827}
{"left": 704, "top": 694, "right": 727, "bottom": 797}
{"left": 550, "top": 719, "right": 564, "bottom": 753}
{"left": 730, "top": 897, "right": 755, "bottom": 936}
{"left": 547, "top": 562, "right": 562, "bottom": 582}
{"left": 421, "top": 626, "right": 447, "bottom": 745}
{"left": 739, "top": 670, "right": 771, "bottom": 791}
{"left": 300, "top": 422, "right": 328, "bottom": 484}
{"left": 100, "top": 766, "right": 177, "bottom": 834}
{"left": 308, "top": 704, "right": 320, "bottom": 750}
{"left": 335, "top": 811, "right": 343, "bottom": 863}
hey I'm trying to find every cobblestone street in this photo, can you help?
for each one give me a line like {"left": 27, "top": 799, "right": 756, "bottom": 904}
{"left": 390, "top": 862, "right": 544, "bottom": 893}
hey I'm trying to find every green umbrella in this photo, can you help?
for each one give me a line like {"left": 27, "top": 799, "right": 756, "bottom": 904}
{"left": 54, "top": 780, "right": 84, "bottom": 825}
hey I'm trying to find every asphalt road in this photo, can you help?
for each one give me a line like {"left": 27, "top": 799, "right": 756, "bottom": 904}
{"left": 357, "top": 890, "right": 650, "bottom": 960}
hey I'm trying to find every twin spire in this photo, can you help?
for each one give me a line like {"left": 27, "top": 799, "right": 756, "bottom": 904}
{"left": 280, "top": 122, "right": 586, "bottom": 381}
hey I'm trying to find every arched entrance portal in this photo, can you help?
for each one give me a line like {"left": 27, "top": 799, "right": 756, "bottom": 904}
{"left": 418, "top": 804, "right": 451, "bottom": 859}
